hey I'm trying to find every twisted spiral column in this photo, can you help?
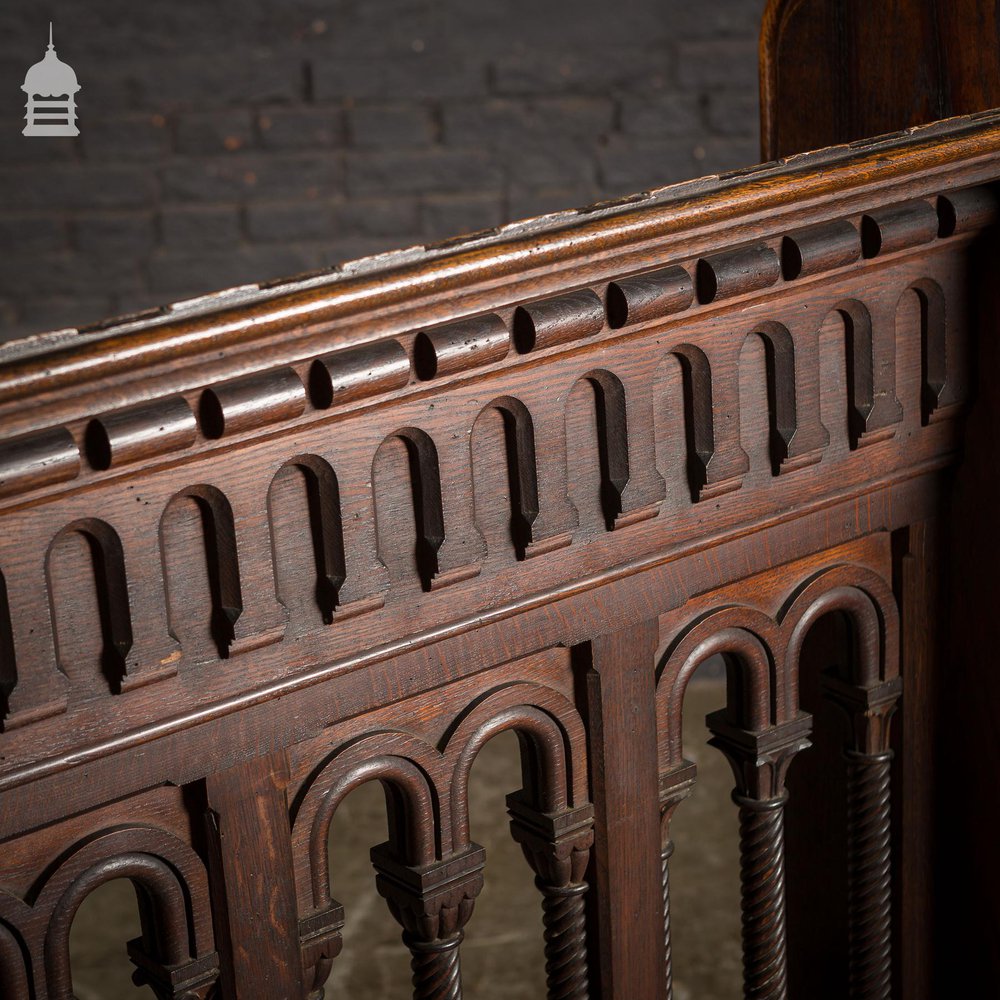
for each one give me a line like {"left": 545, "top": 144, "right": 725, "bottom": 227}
{"left": 661, "top": 840, "right": 675, "bottom": 996}
{"left": 405, "top": 933, "right": 464, "bottom": 1000}
{"left": 708, "top": 711, "right": 810, "bottom": 1000}
{"left": 508, "top": 795, "right": 594, "bottom": 1000}
{"left": 537, "top": 879, "right": 590, "bottom": 999}
{"left": 658, "top": 767, "right": 695, "bottom": 1000}
{"left": 735, "top": 795, "right": 789, "bottom": 1000}
{"left": 845, "top": 749, "right": 893, "bottom": 1000}
{"left": 824, "top": 674, "right": 900, "bottom": 1000}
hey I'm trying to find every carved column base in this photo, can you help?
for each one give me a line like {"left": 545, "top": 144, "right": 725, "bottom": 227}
{"left": 507, "top": 794, "right": 594, "bottom": 1000}
{"left": 371, "top": 842, "right": 485, "bottom": 1000}
{"left": 127, "top": 940, "right": 219, "bottom": 1000}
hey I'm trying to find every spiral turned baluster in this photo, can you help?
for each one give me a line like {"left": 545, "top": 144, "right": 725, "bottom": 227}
{"left": 538, "top": 879, "right": 590, "bottom": 999}
{"left": 708, "top": 711, "right": 810, "bottom": 1000}
{"left": 657, "top": 770, "right": 694, "bottom": 1000}
{"left": 845, "top": 749, "right": 893, "bottom": 1000}
{"left": 661, "top": 841, "right": 675, "bottom": 995}
{"left": 406, "top": 934, "right": 464, "bottom": 1000}
{"left": 735, "top": 795, "right": 789, "bottom": 1000}
{"left": 824, "top": 674, "right": 900, "bottom": 1000}
{"left": 508, "top": 795, "right": 594, "bottom": 1000}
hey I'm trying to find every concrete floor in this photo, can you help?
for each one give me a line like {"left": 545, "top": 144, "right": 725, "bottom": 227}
{"left": 69, "top": 681, "right": 740, "bottom": 999}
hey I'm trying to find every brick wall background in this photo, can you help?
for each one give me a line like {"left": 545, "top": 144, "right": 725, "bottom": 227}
{"left": 0, "top": 0, "right": 765, "bottom": 343}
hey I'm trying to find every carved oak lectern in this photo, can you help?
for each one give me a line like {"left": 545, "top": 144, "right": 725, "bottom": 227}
{"left": 1, "top": 2, "right": 997, "bottom": 998}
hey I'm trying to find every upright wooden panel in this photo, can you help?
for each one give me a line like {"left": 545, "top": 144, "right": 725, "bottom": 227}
{"left": 581, "top": 622, "right": 667, "bottom": 1000}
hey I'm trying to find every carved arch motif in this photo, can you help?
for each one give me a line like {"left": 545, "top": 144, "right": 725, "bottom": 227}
{"left": 160, "top": 484, "right": 242, "bottom": 659}
{"left": 443, "top": 680, "right": 589, "bottom": 849}
{"left": 471, "top": 396, "right": 540, "bottom": 560}
{"left": 30, "top": 825, "right": 217, "bottom": 999}
{"left": 743, "top": 322, "right": 798, "bottom": 472}
{"left": 267, "top": 454, "right": 346, "bottom": 624}
{"left": 45, "top": 518, "right": 133, "bottom": 694}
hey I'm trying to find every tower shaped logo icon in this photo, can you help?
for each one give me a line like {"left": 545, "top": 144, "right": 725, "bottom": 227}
{"left": 22, "top": 23, "right": 80, "bottom": 137}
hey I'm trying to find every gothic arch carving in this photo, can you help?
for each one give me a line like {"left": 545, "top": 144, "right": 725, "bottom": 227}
{"left": 45, "top": 518, "right": 133, "bottom": 694}
{"left": 160, "top": 484, "right": 242, "bottom": 659}
{"left": 471, "top": 396, "right": 540, "bottom": 560}
{"left": 31, "top": 826, "right": 215, "bottom": 998}
{"left": 290, "top": 730, "right": 448, "bottom": 911}
{"left": 743, "top": 322, "right": 797, "bottom": 471}
{"left": 267, "top": 454, "right": 346, "bottom": 624}
{"left": 656, "top": 606, "right": 778, "bottom": 770}
{"left": 782, "top": 563, "right": 899, "bottom": 698}
{"left": 372, "top": 427, "right": 447, "bottom": 591}
{"left": 443, "top": 681, "right": 588, "bottom": 849}
{"left": 900, "top": 278, "right": 947, "bottom": 423}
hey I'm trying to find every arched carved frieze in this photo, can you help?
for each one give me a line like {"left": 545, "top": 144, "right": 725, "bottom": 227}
{"left": 471, "top": 397, "right": 543, "bottom": 561}
{"left": 827, "top": 298, "right": 902, "bottom": 448}
{"left": 897, "top": 278, "right": 947, "bottom": 424}
{"left": 267, "top": 455, "right": 346, "bottom": 627}
{"left": 290, "top": 730, "right": 448, "bottom": 911}
{"left": 566, "top": 367, "right": 664, "bottom": 532}
{"left": 373, "top": 427, "right": 484, "bottom": 593}
{"left": 45, "top": 518, "right": 133, "bottom": 697}
{"left": 160, "top": 485, "right": 243, "bottom": 661}
{"left": 666, "top": 343, "right": 748, "bottom": 501}
{"left": 657, "top": 607, "right": 777, "bottom": 773}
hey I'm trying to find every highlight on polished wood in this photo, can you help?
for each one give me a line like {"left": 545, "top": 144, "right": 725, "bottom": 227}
{"left": 2, "top": 12, "right": 999, "bottom": 995}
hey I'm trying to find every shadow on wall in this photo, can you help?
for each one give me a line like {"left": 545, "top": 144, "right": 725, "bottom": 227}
{"left": 0, "top": 0, "right": 765, "bottom": 342}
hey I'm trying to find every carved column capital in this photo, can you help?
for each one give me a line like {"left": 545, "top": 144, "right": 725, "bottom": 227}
{"left": 506, "top": 793, "right": 594, "bottom": 888}
{"left": 707, "top": 711, "right": 812, "bottom": 801}
{"left": 127, "top": 941, "right": 220, "bottom": 1000}
{"left": 371, "top": 842, "right": 485, "bottom": 943}
{"left": 298, "top": 903, "right": 345, "bottom": 1000}
{"left": 823, "top": 674, "right": 902, "bottom": 755}
{"left": 505, "top": 794, "right": 594, "bottom": 1000}
{"left": 371, "top": 843, "right": 485, "bottom": 1000}
{"left": 659, "top": 761, "right": 697, "bottom": 838}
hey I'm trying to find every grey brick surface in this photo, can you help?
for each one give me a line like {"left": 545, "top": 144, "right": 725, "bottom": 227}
{"left": 82, "top": 114, "right": 172, "bottom": 161}
{"left": 257, "top": 107, "right": 345, "bottom": 150}
{"left": 0, "top": 0, "right": 764, "bottom": 342}
{"left": 350, "top": 104, "right": 436, "bottom": 147}
{"left": 175, "top": 111, "right": 255, "bottom": 155}
{"left": 74, "top": 212, "right": 156, "bottom": 257}
{"left": 161, "top": 206, "right": 243, "bottom": 248}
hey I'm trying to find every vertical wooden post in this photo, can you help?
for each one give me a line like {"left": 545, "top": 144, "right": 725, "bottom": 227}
{"left": 204, "top": 752, "right": 304, "bottom": 1000}
{"left": 580, "top": 620, "right": 667, "bottom": 1000}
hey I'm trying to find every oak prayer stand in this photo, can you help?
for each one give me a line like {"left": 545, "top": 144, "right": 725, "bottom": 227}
{"left": 2, "top": 9, "right": 999, "bottom": 1000}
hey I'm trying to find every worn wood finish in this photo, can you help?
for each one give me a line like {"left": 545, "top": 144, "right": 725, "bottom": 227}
{"left": 1, "top": 65, "right": 998, "bottom": 996}
{"left": 760, "top": 0, "right": 1000, "bottom": 160}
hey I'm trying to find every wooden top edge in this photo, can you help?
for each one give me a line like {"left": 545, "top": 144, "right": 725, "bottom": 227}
{"left": 2, "top": 109, "right": 999, "bottom": 397}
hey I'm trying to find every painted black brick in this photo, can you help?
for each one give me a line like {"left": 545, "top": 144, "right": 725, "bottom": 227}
{"left": 0, "top": 0, "right": 764, "bottom": 343}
